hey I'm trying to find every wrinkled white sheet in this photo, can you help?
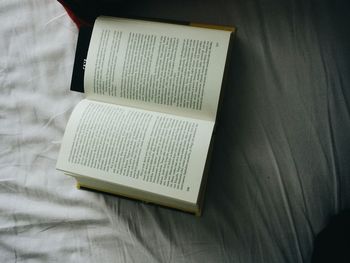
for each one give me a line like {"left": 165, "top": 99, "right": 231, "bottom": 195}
{"left": 1, "top": 0, "right": 349, "bottom": 262}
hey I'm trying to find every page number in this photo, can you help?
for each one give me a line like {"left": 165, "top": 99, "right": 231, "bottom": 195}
{"left": 186, "top": 186, "right": 190, "bottom": 191}
{"left": 215, "top": 42, "right": 219, "bottom": 47}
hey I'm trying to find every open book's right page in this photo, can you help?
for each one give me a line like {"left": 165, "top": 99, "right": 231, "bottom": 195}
{"left": 57, "top": 99, "right": 214, "bottom": 204}
{"left": 84, "top": 16, "right": 232, "bottom": 121}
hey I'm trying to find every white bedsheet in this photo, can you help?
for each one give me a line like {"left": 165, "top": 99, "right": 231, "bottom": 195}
{"left": 1, "top": 0, "right": 349, "bottom": 262}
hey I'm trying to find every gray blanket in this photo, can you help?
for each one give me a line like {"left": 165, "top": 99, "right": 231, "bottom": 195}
{"left": 0, "top": 0, "right": 349, "bottom": 262}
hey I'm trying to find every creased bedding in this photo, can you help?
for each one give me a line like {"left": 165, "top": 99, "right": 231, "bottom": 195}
{"left": 0, "top": 0, "right": 349, "bottom": 262}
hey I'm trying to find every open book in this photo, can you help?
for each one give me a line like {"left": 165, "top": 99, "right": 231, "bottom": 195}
{"left": 57, "top": 16, "right": 235, "bottom": 215}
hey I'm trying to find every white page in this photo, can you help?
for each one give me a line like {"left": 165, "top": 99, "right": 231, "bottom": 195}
{"left": 84, "top": 16, "right": 231, "bottom": 121}
{"left": 57, "top": 99, "right": 214, "bottom": 204}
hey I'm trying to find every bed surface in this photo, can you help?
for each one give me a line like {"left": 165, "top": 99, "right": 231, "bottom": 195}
{"left": 1, "top": 0, "right": 349, "bottom": 262}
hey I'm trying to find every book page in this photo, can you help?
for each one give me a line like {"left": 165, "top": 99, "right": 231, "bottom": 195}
{"left": 56, "top": 99, "right": 214, "bottom": 204}
{"left": 84, "top": 16, "right": 231, "bottom": 121}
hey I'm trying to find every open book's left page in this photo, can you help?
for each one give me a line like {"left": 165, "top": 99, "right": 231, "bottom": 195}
{"left": 84, "top": 16, "right": 231, "bottom": 121}
{"left": 57, "top": 99, "right": 214, "bottom": 204}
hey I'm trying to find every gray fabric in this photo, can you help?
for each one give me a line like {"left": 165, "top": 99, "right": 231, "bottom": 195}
{"left": 0, "top": 0, "right": 349, "bottom": 262}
